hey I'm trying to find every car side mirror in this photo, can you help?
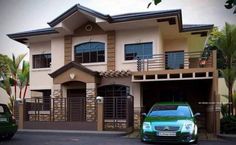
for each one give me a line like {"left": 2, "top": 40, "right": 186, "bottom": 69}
{"left": 194, "top": 113, "right": 200, "bottom": 117}
{"left": 141, "top": 113, "right": 147, "bottom": 117}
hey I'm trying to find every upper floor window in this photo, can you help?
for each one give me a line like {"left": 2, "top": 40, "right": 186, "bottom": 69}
{"left": 165, "top": 51, "right": 184, "bottom": 69}
{"left": 125, "top": 42, "right": 153, "bottom": 60}
{"left": 33, "top": 54, "right": 51, "bottom": 69}
{"left": 74, "top": 42, "right": 105, "bottom": 63}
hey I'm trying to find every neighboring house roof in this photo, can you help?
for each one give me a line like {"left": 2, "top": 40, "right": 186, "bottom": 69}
{"left": 49, "top": 61, "right": 98, "bottom": 78}
{"left": 7, "top": 3, "right": 214, "bottom": 41}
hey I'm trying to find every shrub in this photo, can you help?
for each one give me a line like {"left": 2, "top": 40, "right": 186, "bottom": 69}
{"left": 221, "top": 116, "right": 236, "bottom": 134}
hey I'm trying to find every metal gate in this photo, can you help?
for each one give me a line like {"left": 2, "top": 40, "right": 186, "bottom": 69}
{"left": 103, "top": 95, "right": 134, "bottom": 131}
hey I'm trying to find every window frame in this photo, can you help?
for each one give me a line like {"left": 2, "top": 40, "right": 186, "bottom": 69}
{"left": 165, "top": 50, "right": 185, "bottom": 69}
{"left": 74, "top": 42, "right": 105, "bottom": 64}
{"left": 124, "top": 42, "right": 153, "bottom": 61}
{"left": 32, "top": 53, "right": 51, "bottom": 69}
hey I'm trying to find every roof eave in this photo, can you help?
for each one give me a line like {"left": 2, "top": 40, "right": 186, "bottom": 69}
{"left": 110, "top": 10, "right": 181, "bottom": 23}
{"left": 7, "top": 28, "right": 58, "bottom": 40}
{"left": 182, "top": 25, "right": 214, "bottom": 32}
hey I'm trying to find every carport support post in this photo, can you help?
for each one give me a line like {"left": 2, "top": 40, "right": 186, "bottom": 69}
{"left": 213, "top": 50, "right": 220, "bottom": 135}
{"left": 96, "top": 96, "right": 104, "bottom": 131}
{"left": 206, "top": 50, "right": 220, "bottom": 135}
{"left": 18, "top": 100, "right": 25, "bottom": 129}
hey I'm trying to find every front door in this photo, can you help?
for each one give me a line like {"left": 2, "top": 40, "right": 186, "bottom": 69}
{"left": 67, "top": 89, "right": 86, "bottom": 121}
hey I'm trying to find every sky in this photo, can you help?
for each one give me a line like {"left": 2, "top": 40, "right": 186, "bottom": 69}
{"left": 0, "top": 0, "right": 235, "bottom": 61}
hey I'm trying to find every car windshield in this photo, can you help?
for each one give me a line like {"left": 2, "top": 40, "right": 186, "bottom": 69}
{"left": 149, "top": 105, "right": 192, "bottom": 117}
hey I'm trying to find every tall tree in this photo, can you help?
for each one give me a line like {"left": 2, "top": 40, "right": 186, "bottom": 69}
{"left": 0, "top": 54, "right": 11, "bottom": 76}
{"left": 225, "top": 0, "right": 236, "bottom": 14}
{"left": 214, "top": 23, "right": 236, "bottom": 115}
{"left": 147, "top": 0, "right": 161, "bottom": 8}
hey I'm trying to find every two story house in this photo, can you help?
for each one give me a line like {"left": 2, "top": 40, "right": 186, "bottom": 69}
{"left": 8, "top": 4, "right": 220, "bottom": 134}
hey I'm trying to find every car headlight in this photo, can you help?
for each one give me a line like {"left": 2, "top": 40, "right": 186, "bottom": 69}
{"left": 182, "top": 121, "right": 194, "bottom": 133}
{"left": 142, "top": 122, "right": 152, "bottom": 131}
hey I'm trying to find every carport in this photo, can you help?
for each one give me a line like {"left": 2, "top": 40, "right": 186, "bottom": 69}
{"left": 141, "top": 79, "right": 215, "bottom": 133}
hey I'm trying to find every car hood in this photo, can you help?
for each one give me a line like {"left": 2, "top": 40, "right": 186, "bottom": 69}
{"left": 144, "top": 116, "right": 194, "bottom": 128}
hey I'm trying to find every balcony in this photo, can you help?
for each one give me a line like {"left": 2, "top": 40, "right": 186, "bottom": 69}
{"left": 132, "top": 50, "right": 216, "bottom": 82}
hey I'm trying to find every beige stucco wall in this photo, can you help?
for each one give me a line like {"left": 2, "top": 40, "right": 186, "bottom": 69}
{"left": 163, "top": 38, "right": 188, "bottom": 52}
{"left": 29, "top": 41, "right": 52, "bottom": 90}
{"left": 99, "top": 77, "right": 141, "bottom": 108}
{"left": 51, "top": 37, "right": 64, "bottom": 71}
{"left": 72, "top": 35, "right": 107, "bottom": 72}
{"left": 115, "top": 27, "right": 162, "bottom": 71}
{"left": 187, "top": 35, "right": 206, "bottom": 52}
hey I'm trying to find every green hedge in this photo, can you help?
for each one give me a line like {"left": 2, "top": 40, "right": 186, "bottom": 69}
{"left": 221, "top": 116, "right": 236, "bottom": 134}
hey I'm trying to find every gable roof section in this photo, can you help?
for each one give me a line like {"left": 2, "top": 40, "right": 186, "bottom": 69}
{"left": 48, "top": 4, "right": 111, "bottom": 27}
{"left": 49, "top": 61, "right": 98, "bottom": 78}
{"left": 7, "top": 4, "right": 214, "bottom": 41}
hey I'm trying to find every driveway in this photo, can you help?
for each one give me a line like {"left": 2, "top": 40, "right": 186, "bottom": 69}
{"left": 0, "top": 132, "right": 236, "bottom": 145}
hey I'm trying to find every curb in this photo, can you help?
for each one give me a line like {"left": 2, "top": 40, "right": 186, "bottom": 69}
{"left": 217, "top": 134, "right": 236, "bottom": 141}
{"left": 17, "top": 129, "right": 127, "bottom": 137}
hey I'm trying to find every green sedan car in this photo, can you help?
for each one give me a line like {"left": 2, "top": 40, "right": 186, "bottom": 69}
{"left": 0, "top": 103, "right": 18, "bottom": 140}
{"left": 141, "top": 102, "right": 200, "bottom": 144}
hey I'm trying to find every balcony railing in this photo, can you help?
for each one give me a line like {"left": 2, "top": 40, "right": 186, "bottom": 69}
{"left": 137, "top": 51, "right": 213, "bottom": 71}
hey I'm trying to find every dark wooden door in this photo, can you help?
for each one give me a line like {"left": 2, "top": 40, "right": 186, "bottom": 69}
{"left": 67, "top": 89, "right": 86, "bottom": 121}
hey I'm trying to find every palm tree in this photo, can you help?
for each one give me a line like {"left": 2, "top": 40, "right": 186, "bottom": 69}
{"left": 214, "top": 23, "right": 236, "bottom": 115}
{"left": 8, "top": 53, "right": 27, "bottom": 100}
{"left": 17, "top": 60, "right": 29, "bottom": 99}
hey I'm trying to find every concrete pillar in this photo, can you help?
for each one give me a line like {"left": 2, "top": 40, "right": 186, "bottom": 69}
{"left": 96, "top": 96, "right": 104, "bottom": 131}
{"left": 86, "top": 83, "right": 97, "bottom": 122}
{"left": 18, "top": 101, "right": 25, "bottom": 129}
{"left": 206, "top": 50, "right": 220, "bottom": 134}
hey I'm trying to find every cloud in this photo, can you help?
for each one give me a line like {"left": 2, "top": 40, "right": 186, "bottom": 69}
{"left": 80, "top": 0, "right": 150, "bottom": 15}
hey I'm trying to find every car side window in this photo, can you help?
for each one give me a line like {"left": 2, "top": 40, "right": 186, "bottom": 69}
{"left": 0, "top": 106, "right": 4, "bottom": 113}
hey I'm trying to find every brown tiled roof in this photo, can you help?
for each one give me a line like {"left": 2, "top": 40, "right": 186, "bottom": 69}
{"left": 99, "top": 70, "right": 132, "bottom": 78}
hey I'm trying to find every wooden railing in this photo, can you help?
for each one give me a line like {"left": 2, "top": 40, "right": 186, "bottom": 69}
{"left": 137, "top": 51, "right": 213, "bottom": 71}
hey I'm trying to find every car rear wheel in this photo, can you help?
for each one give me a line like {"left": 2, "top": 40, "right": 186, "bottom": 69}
{"left": 192, "top": 137, "right": 198, "bottom": 144}
{"left": 3, "top": 133, "right": 15, "bottom": 140}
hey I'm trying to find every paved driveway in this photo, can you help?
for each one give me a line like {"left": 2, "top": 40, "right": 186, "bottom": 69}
{"left": 0, "top": 132, "right": 236, "bottom": 145}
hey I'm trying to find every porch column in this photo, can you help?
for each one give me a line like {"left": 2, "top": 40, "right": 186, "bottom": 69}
{"left": 52, "top": 84, "right": 66, "bottom": 121}
{"left": 134, "top": 107, "right": 141, "bottom": 129}
{"left": 86, "top": 83, "right": 97, "bottom": 122}
{"left": 96, "top": 96, "right": 104, "bottom": 131}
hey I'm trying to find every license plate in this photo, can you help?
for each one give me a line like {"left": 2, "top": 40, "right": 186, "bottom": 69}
{"left": 0, "top": 118, "right": 8, "bottom": 122}
{"left": 157, "top": 131, "right": 176, "bottom": 136}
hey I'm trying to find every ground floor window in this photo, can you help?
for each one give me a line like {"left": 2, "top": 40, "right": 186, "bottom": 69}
{"left": 97, "top": 85, "right": 130, "bottom": 119}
